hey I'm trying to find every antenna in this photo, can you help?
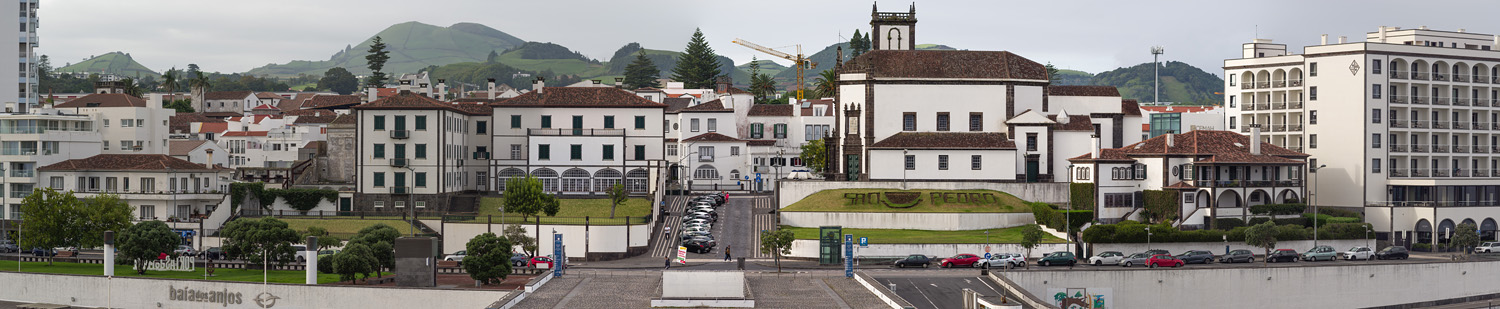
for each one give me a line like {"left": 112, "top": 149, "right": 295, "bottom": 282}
{"left": 1151, "top": 46, "right": 1165, "bottom": 103}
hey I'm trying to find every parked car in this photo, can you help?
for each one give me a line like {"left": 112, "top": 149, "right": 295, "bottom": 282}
{"left": 1267, "top": 249, "right": 1299, "bottom": 263}
{"left": 1119, "top": 253, "right": 1151, "bottom": 267}
{"left": 1037, "top": 251, "right": 1077, "bottom": 266}
{"left": 443, "top": 250, "right": 468, "bottom": 262}
{"left": 30, "top": 247, "right": 55, "bottom": 257}
{"left": 681, "top": 233, "right": 716, "bottom": 242}
{"left": 527, "top": 256, "right": 554, "bottom": 268}
{"left": 1144, "top": 249, "right": 1171, "bottom": 256}
{"left": 686, "top": 236, "right": 717, "bottom": 248}
{"left": 683, "top": 240, "right": 714, "bottom": 254}
{"left": 174, "top": 245, "right": 196, "bottom": 256}
{"left": 510, "top": 253, "right": 532, "bottom": 267}
{"left": 1219, "top": 249, "right": 1255, "bottom": 263}
{"left": 0, "top": 240, "right": 19, "bottom": 253}
{"left": 1146, "top": 254, "right": 1184, "bottom": 268}
{"left": 1300, "top": 245, "right": 1338, "bottom": 261}
{"left": 893, "top": 254, "right": 932, "bottom": 268}
{"left": 1087, "top": 251, "right": 1125, "bottom": 266}
{"left": 317, "top": 250, "right": 340, "bottom": 258}
{"left": 1175, "top": 250, "right": 1215, "bottom": 264}
{"left": 1374, "top": 246, "right": 1409, "bottom": 260}
{"left": 978, "top": 253, "right": 1026, "bottom": 268}
{"left": 292, "top": 245, "right": 312, "bottom": 262}
{"left": 1341, "top": 247, "right": 1374, "bottom": 260}
{"left": 682, "top": 225, "right": 710, "bottom": 233}
{"left": 202, "top": 247, "right": 226, "bottom": 260}
{"left": 1476, "top": 242, "right": 1500, "bottom": 253}
{"left": 940, "top": 253, "right": 983, "bottom": 268}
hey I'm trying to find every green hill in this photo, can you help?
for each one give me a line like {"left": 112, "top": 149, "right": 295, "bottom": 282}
{"left": 1053, "top": 69, "right": 1094, "bottom": 86}
{"left": 492, "top": 42, "right": 608, "bottom": 77}
{"left": 738, "top": 60, "right": 786, "bottom": 77}
{"left": 246, "top": 21, "right": 526, "bottom": 77}
{"left": 603, "top": 42, "right": 742, "bottom": 86}
{"left": 57, "top": 52, "right": 157, "bottom": 77}
{"left": 1088, "top": 61, "right": 1223, "bottom": 105}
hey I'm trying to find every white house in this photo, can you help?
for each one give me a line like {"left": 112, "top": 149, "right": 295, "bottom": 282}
{"left": 354, "top": 90, "right": 490, "bottom": 213}
{"left": 168, "top": 140, "right": 227, "bottom": 168}
{"left": 0, "top": 108, "right": 102, "bottom": 220}
{"left": 200, "top": 91, "right": 256, "bottom": 117}
{"left": 489, "top": 81, "right": 665, "bottom": 196}
{"left": 39, "top": 154, "right": 231, "bottom": 224}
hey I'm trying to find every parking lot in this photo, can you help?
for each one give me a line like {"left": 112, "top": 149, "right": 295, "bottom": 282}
{"left": 863, "top": 250, "right": 1486, "bottom": 273}
{"left": 869, "top": 271, "right": 1031, "bottom": 309}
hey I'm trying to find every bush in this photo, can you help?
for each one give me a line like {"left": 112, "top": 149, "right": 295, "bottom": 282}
{"left": 1319, "top": 223, "right": 1371, "bottom": 240}
{"left": 318, "top": 255, "right": 335, "bottom": 274}
{"left": 1274, "top": 224, "right": 1310, "bottom": 241}
{"left": 1248, "top": 217, "right": 1271, "bottom": 226}
{"left": 1328, "top": 217, "right": 1361, "bottom": 224}
{"left": 1303, "top": 213, "right": 1331, "bottom": 228}
{"left": 1412, "top": 243, "right": 1432, "bottom": 252}
{"left": 1070, "top": 183, "right": 1095, "bottom": 210}
{"left": 1081, "top": 224, "right": 1117, "bottom": 243}
{"left": 1274, "top": 218, "right": 1308, "bottom": 227}
{"left": 1318, "top": 208, "right": 1362, "bottom": 219}
{"left": 1214, "top": 218, "right": 1246, "bottom": 230}
{"left": 1249, "top": 203, "right": 1307, "bottom": 216}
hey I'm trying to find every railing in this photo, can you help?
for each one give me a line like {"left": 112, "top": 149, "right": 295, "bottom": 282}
{"left": 1273, "top": 102, "right": 1287, "bottom": 110}
{"left": 1456, "top": 169, "right": 1470, "bottom": 177}
{"left": 1492, "top": 99, "right": 1500, "bottom": 107}
{"left": 1240, "top": 126, "right": 1252, "bottom": 133}
{"left": 1433, "top": 73, "right": 1448, "bottom": 81}
{"left": 1475, "top": 170, "right": 1489, "bottom": 177}
{"left": 527, "top": 128, "right": 625, "bottom": 136}
{"left": 1289, "top": 100, "right": 1303, "bottom": 109}
{"left": 1412, "top": 97, "right": 1427, "bottom": 104}
{"left": 1433, "top": 145, "right": 1449, "bottom": 153}
{"left": 1478, "top": 76, "right": 1490, "bottom": 84}
{"left": 1433, "top": 121, "right": 1449, "bottom": 129}
{"left": 1373, "top": 201, "right": 1500, "bottom": 207}
{"left": 1391, "top": 170, "right": 1408, "bottom": 177}
{"left": 389, "top": 130, "right": 409, "bottom": 139}
{"left": 1289, "top": 146, "right": 1304, "bottom": 152}
{"left": 1288, "top": 124, "right": 1303, "bottom": 131}
{"left": 698, "top": 155, "right": 713, "bottom": 162}
{"left": 1272, "top": 125, "right": 1286, "bottom": 132}
{"left": 1391, "top": 120, "right": 1408, "bottom": 128}
{"left": 1255, "top": 103, "right": 1270, "bottom": 110}
{"left": 1432, "top": 97, "right": 1450, "bottom": 105}
{"left": 1412, "top": 145, "right": 1428, "bottom": 152}
{"left": 1413, "top": 170, "right": 1428, "bottom": 177}
{"left": 1206, "top": 180, "right": 1302, "bottom": 187}
{"left": 1475, "top": 147, "right": 1490, "bottom": 154}
{"left": 1244, "top": 103, "right": 1256, "bottom": 111}
{"left": 1455, "top": 98, "right": 1471, "bottom": 106}
{"left": 1454, "top": 146, "right": 1469, "bottom": 153}
{"left": 1493, "top": 146, "right": 1500, "bottom": 153}
{"left": 1390, "top": 96, "right": 1407, "bottom": 104}
{"left": 391, "top": 186, "right": 409, "bottom": 195}
{"left": 1392, "top": 71, "right": 1408, "bottom": 79}
{"left": 1455, "top": 75, "right": 1470, "bottom": 82}
{"left": 1391, "top": 145, "right": 1408, "bottom": 152}
{"left": 1433, "top": 170, "right": 1448, "bottom": 177}
{"left": 1241, "top": 83, "right": 1254, "bottom": 89}
{"left": 1413, "top": 72, "right": 1429, "bottom": 80}
{"left": 1289, "top": 80, "right": 1304, "bottom": 87}
{"left": 1257, "top": 82, "right": 1271, "bottom": 88}
{"left": 1274, "top": 81, "right": 1287, "bottom": 88}
{"left": 9, "top": 170, "right": 33, "bottom": 177}
{"left": 390, "top": 158, "right": 408, "bottom": 167}
{"left": 1413, "top": 121, "right": 1429, "bottom": 129}
{"left": 1475, "top": 122, "right": 1487, "bottom": 131}
{"left": 1454, "top": 122, "right": 1469, "bottom": 130}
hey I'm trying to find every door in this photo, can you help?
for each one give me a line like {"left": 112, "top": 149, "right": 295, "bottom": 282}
{"left": 339, "top": 197, "right": 352, "bottom": 212}
{"left": 571, "top": 115, "right": 583, "bottom": 136}
{"left": 844, "top": 155, "right": 860, "bottom": 181}
{"left": 1025, "top": 158, "right": 1040, "bottom": 183}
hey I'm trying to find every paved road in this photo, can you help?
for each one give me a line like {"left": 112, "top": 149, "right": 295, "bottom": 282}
{"left": 512, "top": 269, "right": 888, "bottom": 309}
{"left": 872, "top": 271, "right": 1023, "bottom": 309}
{"left": 648, "top": 196, "right": 770, "bottom": 264}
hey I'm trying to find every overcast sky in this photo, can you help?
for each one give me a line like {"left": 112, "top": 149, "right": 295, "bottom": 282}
{"left": 37, "top": 0, "right": 1500, "bottom": 76}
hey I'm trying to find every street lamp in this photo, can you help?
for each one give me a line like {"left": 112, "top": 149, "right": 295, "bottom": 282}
{"left": 1146, "top": 226, "right": 1153, "bottom": 249}
{"left": 901, "top": 149, "right": 909, "bottom": 190}
{"left": 1310, "top": 164, "right": 1326, "bottom": 246}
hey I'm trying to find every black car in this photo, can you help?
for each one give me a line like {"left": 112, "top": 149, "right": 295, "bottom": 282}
{"left": 30, "top": 247, "right": 55, "bottom": 257}
{"left": 1374, "top": 246, "right": 1409, "bottom": 260}
{"left": 0, "top": 240, "right": 17, "bottom": 253}
{"left": 683, "top": 240, "right": 714, "bottom": 254}
{"left": 1219, "top": 249, "right": 1255, "bottom": 263}
{"left": 893, "top": 254, "right": 931, "bottom": 268}
{"left": 1175, "top": 250, "right": 1215, "bottom": 264}
{"left": 1267, "top": 249, "right": 1299, "bottom": 263}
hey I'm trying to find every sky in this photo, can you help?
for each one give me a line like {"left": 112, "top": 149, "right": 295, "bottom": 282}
{"left": 37, "top": 0, "right": 1500, "bottom": 76}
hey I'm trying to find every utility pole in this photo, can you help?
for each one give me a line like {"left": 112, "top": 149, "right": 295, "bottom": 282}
{"left": 1151, "top": 46, "right": 1165, "bottom": 103}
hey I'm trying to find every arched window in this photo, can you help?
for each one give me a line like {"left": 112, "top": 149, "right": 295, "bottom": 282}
{"left": 693, "top": 164, "right": 720, "bottom": 180}
{"left": 593, "top": 168, "right": 622, "bottom": 193}
{"left": 496, "top": 168, "right": 525, "bottom": 192}
{"left": 531, "top": 168, "right": 559, "bottom": 192}
{"left": 626, "top": 169, "right": 650, "bottom": 194}
{"left": 562, "top": 168, "right": 591, "bottom": 193}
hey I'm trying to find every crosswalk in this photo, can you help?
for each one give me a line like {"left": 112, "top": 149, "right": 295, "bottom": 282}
{"left": 648, "top": 196, "right": 689, "bottom": 259}
{"left": 750, "top": 196, "right": 777, "bottom": 259}
{"left": 649, "top": 195, "right": 780, "bottom": 260}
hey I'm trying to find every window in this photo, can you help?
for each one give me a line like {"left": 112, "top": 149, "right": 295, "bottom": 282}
{"left": 510, "top": 144, "right": 522, "bottom": 160}
{"left": 394, "top": 116, "right": 406, "bottom": 130}
{"left": 373, "top": 144, "right": 386, "bottom": 158}
{"left": 415, "top": 201, "right": 426, "bottom": 209}
{"left": 1373, "top": 84, "right": 1382, "bottom": 99}
{"left": 477, "top": 121, "right": 487, "bottom": 134}
{"left": 1104, "top": 193, "right": 1134, "bottom": 208}
{"left": 1229, "top": 95, "right": 1236, "bottom": 108}
{"left": 1310, "top": 86, "right": 1318, "bottom": 100}
{"left": 690, "top": 119, "right": 700, "bottom": 132}
{"left": 394, "top": 201, "right": 405, "bottom": 208}
{"left": 1229, "top": 116, "right": 1237, "bottom": 129}
{"left": 415, "top": 144, "right": 427, "bottom": 159}
{"left": 806, "top": 125, "right": 830, "bottom": 141}
{"left": 774, "top": 124, "right": 786, "bottom": 139}
{"left": 374, "top": 116, "right": 386, "bottom": 130}
{"left": 730, "top": 146, "right": 740, "bottom": 156}
{"left": 751, "top": 123, "right": 764, "bottom": 139}
{"left": 415, "top": 172, "right": 427, "bottom": 187}
{"left": 1310, "top": 62, "right": 1318, "bottom": 76}
{"left": 936, "top": 113, "right": 950, "bottom": 131}
{"left": 1230, "top": 74, "right": 1237, "bottom": 86}
{"left": 1026, "top": 133, "right": 1038, "bottom": 151}
{"left": 541, "top": 115, "right": 552, "bottom": 128}
{"left": 1372, "top": 134, "right": 1381, "bottom": 148}
{"left": 603, "top": 145, "right": 615, "bottom": 160}
{"left": 903, "top": 113, "right": 916, "bottom": 131}
{"left": 510, "top": 115, "right": 521, "bottom": 128}
{"left": 102, "top": 119, "right": 109, "bottom": 127}
{"left": 634, "top": 145, "right": 646, "bottom": 160}
{"left": 538, "top": 144, "right": 550, "bottom": 160}
{"left": 1372, "top": 158, "right": 1382, "bottom": 173}
{"left": 904, "top": 155, "right": 915, "bottom": 170}
{"left": 1372, "top": 109, "right": 1382, "bottom": 124}
{"left": 393, "top": 144, "right": 406, "bottom": 159}
{"left": 938, "top": 155, "right": 949, "bottom": 170}
{"left": 707, "top": 119, "right": 717, "bottom": 132}
{"left": 604, "top": 115, "right": 615, "bottom": 129}
{"left": 373, "top": 172, "right": 385, "bottom": 187}
{"left": 1310, "top": 135, "right": 1318, "bottom": 149}
{"left": 971, "top": 155, "right": 982, "bottom": 170}
{"left": 667, "top": 144, "right": 678, "bottom": 156}
{"left": 634, "top": 116, "right": 645, "bottom": 129}
{"left": 698, "top": 146, "right": 714, "bottom": 162}
{"left": 969, "top": 113, "right": 983, "bottom": 131}
{"left": 373, "top": 201, "right": 384, "bottom": 208}
{"left": 1372, "top": 60, "right": 1381, "bottom": 74}
{"left": 415, "top": 115, "right": 427, "bottom": 130}
{"left": 49, "top": 176, "right": 61, "bottom": 189}
{"left": 1075, "top": 166, "right": 1091, "bottom": 180}
{"left": 664, "top": 120, "right": 671, "bottom": 133}
{"left": 570, "top": 145, "right": 582, "bottom": 160}
{"left": 1310, "top": 111, "right": 1318, "bottom": 124}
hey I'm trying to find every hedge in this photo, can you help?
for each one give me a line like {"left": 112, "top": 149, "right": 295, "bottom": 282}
{"left": 1029, "top": 202, "right": 1090, "bottom": 232}
{"left": 1214, "top": 218, "right": 1246, "bottom": 230}
{"left": 1141, "top": 190, "right": 1180, "bottom": 223}
{"left": 1249, "top": 217, "right": 1309, "bottom": 227}
{"left": 1318, "top": 208, "right": 1363, "bottom": 219}
{"left": 1081, "top": 221, "right": 1373, "bottom": 243}
{"left": 1069, "top": 183, "right": 1095, "bottom": 210}
{"left": 230, "top": 182, "right": 337, "bottom": 213}
{"left": 1249, "top": 203, "right": 1307, "bottom": 216}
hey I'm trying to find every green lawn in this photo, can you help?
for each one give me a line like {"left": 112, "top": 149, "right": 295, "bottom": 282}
{"left": 782, "top": 226, "right": 1065, "bottom": 244}
{"left": 0, "top": 260, "right": 342, "bottom": 284}
{"left": 469, "top": 197, "right": 652, "bottom": 225}
{"left": 278, "top": 218, "right": 415, "bottom": 238}
{"left": 781, "top": 189, "right": 1029, "bottom": 213}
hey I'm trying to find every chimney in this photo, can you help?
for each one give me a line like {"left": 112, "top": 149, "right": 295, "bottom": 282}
{"left": 614, "top": 77, "right": 624, "bottom": 88}
{"left": 533, "top": 77, "right": 546, "bottom": 94}
{"left": 1493, "top": 35, "right": 1499, "bottom": 50}
{"left": 1459, "top": 29, "right": 1467, "bottom": 33}
{"left": 1250, "top": 124, "right": 1262, "bottom": 155}
{"left": 1338, "top": 36, "right": 1347, "bottom": 44}
{"left": 436, "top": 79, "right": 448, "bottom": 100}
{"left": 398, "top": 80, "right": 412, "bottom": 94}
{"left": 486, "top": 78, "right": 497, "bottom": 100}
{"left": 1378, "top": 26, "right": 1388, "bottom": 43}
{"left": 1320, "top": 34, "right": 1328, "bottom": 45}
{"left": 205, "top": 148, "right": 214, "bottom": 168}
{"left": 1165, "top": 131, "right": 1175, "bottom": 148}
{"left": 1420, "top": 25, "right": 1428, "bottom": 30}
{"left": 366, "top": 87, "right": 378, "bottom": 102}
{"left": 1090, "top": 134, "right": 1101, "bottom": 159}
{"left": 592, "top": 80, "right": 602, "bottom": 86}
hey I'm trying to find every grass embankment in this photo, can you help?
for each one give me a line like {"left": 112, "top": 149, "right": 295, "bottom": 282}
{"left": 782, "top": 226, "right": 1065, "bottom": 244}
{"left": 466, "top": 197, "right": 652, "bottom": 225}
{"left": 0, "top": 260, "right": 341, "bottom": 284}
{"left": 277, "top": 218, "right": 415, "bottom": 238}
{"left": 781, "top": 189, "right": 1029, "bottom": 213}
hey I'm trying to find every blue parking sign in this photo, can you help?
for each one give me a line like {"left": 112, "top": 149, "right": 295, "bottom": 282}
{"left": 984, "top": 252, "right": 992, "bottom": 259}
{"left": 858, "top": 237, "right": 868, "bottom": 247}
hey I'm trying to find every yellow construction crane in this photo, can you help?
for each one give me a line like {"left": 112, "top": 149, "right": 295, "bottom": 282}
{"left": 732, "top": 38, "right": 817, "bottom": 100}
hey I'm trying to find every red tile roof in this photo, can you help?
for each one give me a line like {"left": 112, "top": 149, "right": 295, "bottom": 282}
{"left": 1048, "top": 86, "right": 1120, "bottom": 97}
{"left": 682, "top": 132, "right": 744, "bottom": 142}
{"left": 663, "top": 97, "right": 694, "bottom": 113}
{"left": 52, "top": 93, "right": 147, "bottom": 108}
{"left": 1069, "top": 130, "right": 1307, "bottom": 164}
{"left": 201, "top": 112, "right": 244, "bottom": 118}
{"left": 1164, "top": 181, "right": 1198, "bottom": 189}
{"left": 280, "top": 93, "right": 319, "bottom": 111}
{"left": 748, "top": 104, "right": 794, "bottom": 117}
{"left": 252, "top": 104, "right": 278, "bottom": 110}
{"left": 451, "top": 102, "right": 493, "bottom": 115}
{"left": 39, "top": 154, "right": 228, "bottom": 172}
{"left": 869, "top": 132, "right": 1016, "bottom": 149}
{"left": 329, "top": 114, "right": 357, "bottom": 125}
{"left": 221, "top": 131, "right": 268, "bottom": 137}
{"left": 1122, "top": 99, "right": 1142, "bottom": 116}
{"left": 1139, "top": 105, "right": 1218, "bottom": 113}
{"left": 799, "top": 99, "right": 834, "bottom": 116}
{"left": 198, "top": 122, "right": 229, "bottom": 134}
{"left": 1046, "top": 115, "right": 1095, "bottom": 131}
{"left": 844, "top": 50, "right": 1047, "bottom": 80}
{"left": 204, "top": 91, "right": 253, "bottom": 100}
{"left": 168, "top": 140, "right": 209, "bottom": 156}
{"left": 170, "top": 113, "right": 226, "bottom": 127}
{"left": 493, "top": 87, "right": 666, "bottom": 108}
{"left": 303, "top": 95, "right": 363, "bottom": 109}
{"left": 746, "top": 140, "right": 777, "bottom": 146}
{"left": 292, "top": 114, "right": 337, "bottom": 124}
{"left": 352, "top": 91, "right": 482, "bottom": 115}
{"left": 680, "top": 99, "right": 733, "bottom": 112}
{"left": 255, "top": 92, "right": 282, "bottom": 100}
{"left": 281, "top": 109, "right": 336, "bottom": 117}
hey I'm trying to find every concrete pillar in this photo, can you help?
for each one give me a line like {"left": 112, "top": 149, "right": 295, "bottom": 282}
{"left": 305, "top": 236, "right": 318, "bottom": 285}
{"left": 103, "top": 231, "right": 115, "bottom": 277}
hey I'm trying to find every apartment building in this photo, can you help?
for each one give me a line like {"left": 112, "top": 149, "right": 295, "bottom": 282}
{"left": 38, "top": 154, "right": 230, "bottom": 224}
{"left": 1140, "top": 105, "right": 1224, "bottom": 139}
{"left": 0, "top": 108, "right": 100, "bottom": 220}
{"left": 6, "top": 0, "right": 37, "bottom": 113}
{"left": 489, "top": 81, "right": 665, "bottom": 196}
{"left": 1223, "top": 26, "right": 1500, "bottom": 243}
{"left": 52, "top": 93, "right": 174, "bottom": 155}
{"left": 354, "top": 90, "right": 489, "bottom": 213}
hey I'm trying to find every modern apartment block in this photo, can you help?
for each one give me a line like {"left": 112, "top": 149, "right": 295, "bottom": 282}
{"left": 1223, "top": 26, "right": 1500, "bottom": 244}
{"left": 6, "top": 0, "right": 37, "bottom": 113}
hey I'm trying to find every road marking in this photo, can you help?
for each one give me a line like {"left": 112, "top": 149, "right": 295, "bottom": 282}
{"left": 909, "top": 279, "right": 941, "bottom": 309}
{"left": 977, "top": 277, "right": 1004, "bottom": 296}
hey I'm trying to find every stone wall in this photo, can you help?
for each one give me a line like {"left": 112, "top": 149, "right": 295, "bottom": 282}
{"left": 779, "top": 211, "right": 1035, "bottom": 230}
{"left": 789, "top": 239, "right": 1071, "bottom": 259}
{"left": 439, "top": 222, "right": 650, "bottom": 261}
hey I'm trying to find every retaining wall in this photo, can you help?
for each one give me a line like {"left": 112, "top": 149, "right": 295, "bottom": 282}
{"left": 1090, "top": 239, "right": 1370, "bottom": 256}
{"left": 779, "top": 212, "right": 1035, "bottom": 230}
{"left": 0, "top": 271, "right": 505, "bottom": 309}
{"left": 777, "top": 181, "right": 1069, "bottom": 208}
{"left": 440, "top": 222, "right": 649, "bottom": 261}
{"left": 789, "top": 240, "right": 1071, "bottom": 259}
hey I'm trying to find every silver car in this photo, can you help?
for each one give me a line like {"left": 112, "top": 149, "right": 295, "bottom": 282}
{"left": 1118, "top": 252, "right": 1151, "bottom": 267}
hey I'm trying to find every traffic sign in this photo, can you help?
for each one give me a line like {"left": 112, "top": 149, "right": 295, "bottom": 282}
{"left": 843, "top": 234, "right": 854, "bottom": 278}
{"left": 985, "top": 246, "right": 991, "bottom": 253}
{"left": 677, "top": 246, "right": 688, "bottom": 265}
{"left": 858, "top": 237, "right": 868, "bottom": 247}
{"left": 984, "top": 252, "right": 992, "bottom": 259}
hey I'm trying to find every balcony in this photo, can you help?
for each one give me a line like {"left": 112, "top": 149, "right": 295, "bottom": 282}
{"left": 1241, "top": 83, "right": 1253, "bottom": 90}
{"left": 391, "top": 186, "right": 410, "bottom": 195}
{"left": 1412, "top": 145, "right": 1428, "bottom": 153}
{"left": 1432, "top": 97, "right": 1449, "bottom": 106}
{"left": 390, "top": 158, "right": 408, "bottom": 167}
{"left": 1412, "top": 97, "right": 1427, "bottom": 104}
{"left": 1391, "top": 120, "right": 1408, "bottom": 128}
{"left": 1454, "top": 122, "right": 1469, "bottom": 130}
{"left": 1456, "top": 169, "right": 1470, "bottom": 177}
{"left": 1454, "top": 98, "right": 1471, "bottom": 106}
{"left": 1392, "top": 71, "right": 1408, "bottom": 80}
{"left": 1433, "top": 145, "right": 1449, "bottom": 153}
{"left": 1288, "top": 124, "right": 1303, "bottom": 131}
{"left": 1204, "top": 180, "right": 1303, "bottom": 187}
{"left": 1289, "top": 80, "right": 1304, "bottom": 87}
{"left": 1433, "top": 122, "right": 1449, "bottom": 129}
{"left": 1454, "top": 146, "right": 1470, "bottom": 153}
{"left": 1391, "top": 170, "right": 1408, "bottom": 177}
{"left": 1271, "top": 125, "right": 1286, "bottom": 132}
{"left": 1478, "top": 76, "right": 1490, "bottom": 84}
{"left": 1391, "top": 145, "right": 1407, "bottom": 152}
{"left": 1273, "top": 102, "right": 1287, "bottom": 110}
{"left": 1413, "top": 121, "right": 1429, "bottom": 129}
{"left": 9, "top": 170, "right": 33, "bottom": 178}
{"left": 1474, "top": 122, "right": 1486, "bottom": 131}
{"left": 1433, "top": 73, "right": 1448, "bottom": 81}
{"left": 472, "top": 152, "right": 490, "bottom": 160}
{"left": 1255, "top": 103, "right": 1270, "bottom": 110}
{"left": 527, "top": 128, "right": 625, "bottom": 136}
{"left": 1289, "top": 100, "right": 1303, "bottom": 109}
{"left": 1390, "top": 96, "right": 1407, "bottom": 104}
{"left": 1274, "top": 81, "right": 1286, "bottom": 88}
{"left": 698, "top": 155, "right": 714, "bottom": 162}
{"left": 1476, "top": 170, "right": 1490, "bottom": 177}
{"left": 1492, "top": 100, "right": 1500, "bottom": 107}
{"left": 1413, "top": 72, "right": 1429, "bottom": 80}
{"left": 1413, "top": 170, "right": 1429, "bottom": 177}
{"left": 1289, "top": 146, "right": 1304, "bottom": 152}
{"left": 1475, "top": 147, "right": 1489, "bottom": 154}
{"left": 1455, "top": 75, "right": 1470, "bottom": 82}
{"left": 1240, "top": 126, "right": 1252, "bottom": 133}
{"left": 1433, "top": 170, "right": 1449, "bottom": 177}
{"left": 390, "top": 130, "right": 410, "bottom": 139}
{"left": 1257, "top": 82, "right": 1271, "bottom": 89}
{"left": 1494, "top": 146, "right": 1500, "bottom": 153}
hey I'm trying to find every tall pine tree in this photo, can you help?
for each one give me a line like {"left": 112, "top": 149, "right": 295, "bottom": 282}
{"left": 670, "top": 28, "right": 722, "bottom": 89}
{"left": 850, "top": 29, "right": 869, "bottom": 58}
{"left": 623, "top": 51, "right": 661, "bottom": 89}
{"left": 747, "top": 57, "right": 776, "bottom": 104}
{"left": 364, "top": 36, "right": 391, "bottom": 87}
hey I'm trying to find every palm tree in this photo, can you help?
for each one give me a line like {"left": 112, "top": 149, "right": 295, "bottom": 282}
{"left": 189, "top": 71, "right": 211, "bottom": 109}
{"left": 813, "top": 69, "right": 837, "bottom": 99}
{"left": 160, "top": 68, "right": 179, "bottom": 104}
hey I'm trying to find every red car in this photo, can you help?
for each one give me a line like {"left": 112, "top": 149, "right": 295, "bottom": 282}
{"left": 940, "top": 253, "right": 982, "bottom": 268}
{"left": 528, "top": 256, "right": 555, "bottom": 269}
{"left": 1145, "top": 254, "right": 1184, "bottom": 268}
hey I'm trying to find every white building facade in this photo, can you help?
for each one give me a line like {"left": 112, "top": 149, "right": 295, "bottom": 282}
{"left": 489, "top": 84, "right": 665, "bottom": 196}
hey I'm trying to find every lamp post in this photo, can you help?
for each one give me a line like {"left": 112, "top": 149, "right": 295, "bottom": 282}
{"left": 1310, "top": 164, "right": 1326, "bottom": 246}
{"left": 1146, "top": 226, "right": 1153, "bottom": 249}
{"left": 901, "top": 149, "right": 909, "bottom": 190}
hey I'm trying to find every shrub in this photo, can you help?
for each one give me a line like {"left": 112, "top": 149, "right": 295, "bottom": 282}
{"left": 1327, "top": 217, "right": 1361, "bottom": 224}
{"left": 1248, "top": 217, "right": 1271, "bottom": 226}
{"left": 1081, "top": 224, "right": 1116, "bottom": 243}
{"left": 1303, "top": 213, "right": 1332, "bottom": 228}
{"left": 1249, "top": 203, "right": 1307, "bottom": 216}
{"left": 1274, "top": 218, "right": 1308, "bottom": 227}
{"left": 1142, "top": 190, "right": 1180, "bottom": 223}
{"left": 1070, "top": 183, "right": 1095, "bottom": 210}
{"left": 1412, "top": 243, "right": 1432, "bottom": 252}
{"left": 1214, "top": 218, "right": 1246, "bottom": 230}
{"left": 1274, "top": 224, "right": 1310, "bottom": 241}
{"left": 1319, "top": 223, "right": 1371, "bottom": 240}
{"left": 1318, "top": 208, "right": 1362, "bottom": 219}
{"left": 318, "top": 255, "right": 335, "bottom": 274}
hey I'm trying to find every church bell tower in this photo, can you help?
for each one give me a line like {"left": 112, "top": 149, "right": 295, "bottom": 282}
{"left": 870, "top": 2, "right": 917, "bottom": 51}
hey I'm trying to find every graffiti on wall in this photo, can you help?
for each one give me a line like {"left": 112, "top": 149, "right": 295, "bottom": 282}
{"left": 1047, "top": 288, "right": 1111, "bottom": 309}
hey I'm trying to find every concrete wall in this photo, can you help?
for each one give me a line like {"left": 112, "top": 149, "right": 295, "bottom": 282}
{"left": 777, "top": 181, "right": 1068, "bottom": 208}
{"left": 661, "top": 271, "right": 745, "bottom": 298}
{"left": 1005, "top": 260, "right": 1500, "bottom": 308}
{"left": 779, "top": 212, "right": 1035, "bottom": 230}
{"left": 789, "top": 240, "right": 1071, "bottom": 259}
{"left": 439, "top": 222, "right": 648, "bottom": 259}
{"left": 0, "top": 272, "right": 506, "bottom": 309}
{"left": 266, "top": 196, "right": 338, "bottom": 213}
{"left": 1090, "top": 239, "right": 1369, "bottom": 256}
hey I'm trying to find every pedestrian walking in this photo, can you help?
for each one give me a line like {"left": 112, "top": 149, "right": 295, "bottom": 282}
{"left": 724, "top": 245, "right": 731, "bottom": 261}
{"left": 665, "top": 256, "right": 672, "bottom": 269}
{"left": 664, "top": 226, "right": 671, "bottom": 237}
